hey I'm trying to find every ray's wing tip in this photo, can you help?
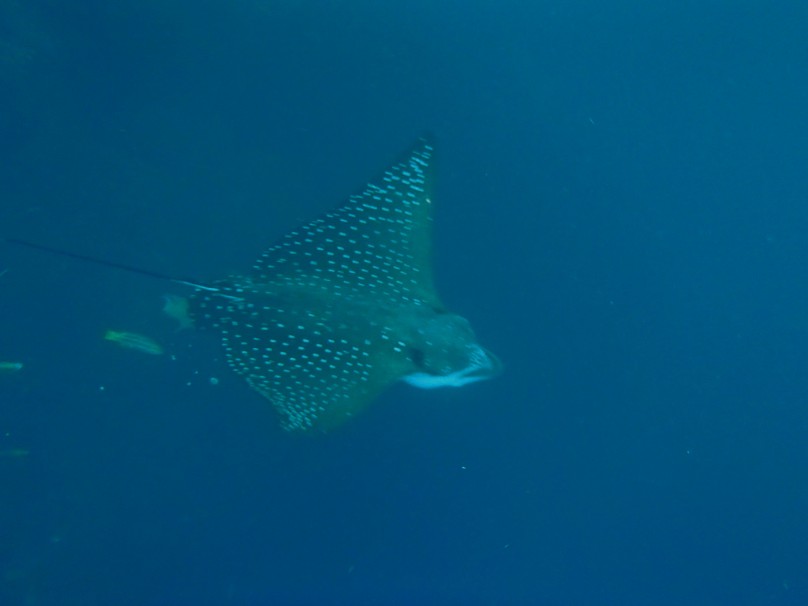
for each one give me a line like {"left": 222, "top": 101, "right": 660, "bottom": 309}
{"left": 414, "top": 134, "right": 435, "bottom": 156}
{"left": 403, "top": 135, "right": 435, "bottom": 178}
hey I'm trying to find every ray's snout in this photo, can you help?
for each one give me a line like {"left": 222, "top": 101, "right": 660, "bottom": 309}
{"left": 403, "top": 343, "right": 501, "bottom": 389}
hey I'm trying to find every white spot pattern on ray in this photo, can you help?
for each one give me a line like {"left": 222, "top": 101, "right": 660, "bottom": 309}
{"left": 189, "top": 140, "right": 438, "bottom": 431}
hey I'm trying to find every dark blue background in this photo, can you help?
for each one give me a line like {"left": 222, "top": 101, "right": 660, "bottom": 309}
{"left": 2, "top": 1, "right": 807, "bottom": 604}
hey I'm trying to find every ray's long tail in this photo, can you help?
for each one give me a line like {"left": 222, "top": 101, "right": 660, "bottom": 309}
{"left": 2, "top": 237, "right": 219, "bottom": 292}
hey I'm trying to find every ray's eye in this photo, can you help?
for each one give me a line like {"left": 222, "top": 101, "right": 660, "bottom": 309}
{"left": 409, "top": 347, "right": 425, "bottom": 369}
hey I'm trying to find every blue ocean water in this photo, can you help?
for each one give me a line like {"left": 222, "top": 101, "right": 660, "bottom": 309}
{"left": 2, "top": 1, "right": 807, "bottom": 604}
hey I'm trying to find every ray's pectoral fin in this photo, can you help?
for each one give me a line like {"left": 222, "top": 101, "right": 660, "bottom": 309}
{"left": 223, "top": 318, "right": 415, "bottom": 432}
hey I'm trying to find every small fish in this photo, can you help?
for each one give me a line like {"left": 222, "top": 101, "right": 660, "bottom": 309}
{"left": 0, "top": 361, "right": 23, "bottom": 373}
{"left": 104, "top": 330, "right": 164, "bottom": 355}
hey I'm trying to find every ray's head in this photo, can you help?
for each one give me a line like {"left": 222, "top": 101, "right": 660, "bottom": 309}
{"left": 402, "top": 311, "right": 502, "bottom": 389}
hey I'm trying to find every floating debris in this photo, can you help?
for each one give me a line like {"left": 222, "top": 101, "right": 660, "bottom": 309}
{"left": 104, "top": 330, "right": 164, "bottom": 355}
{"left": 0, "top": 362, "right": 23, "bottom": 373}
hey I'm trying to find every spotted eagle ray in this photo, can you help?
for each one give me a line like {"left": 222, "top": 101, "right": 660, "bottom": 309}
{"left": 4, "top": 139, "right": 501, "bottom": 432}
